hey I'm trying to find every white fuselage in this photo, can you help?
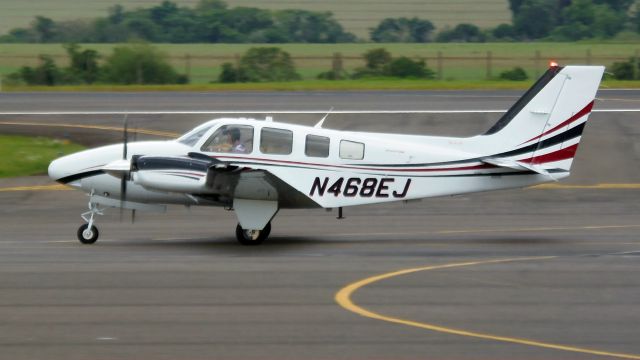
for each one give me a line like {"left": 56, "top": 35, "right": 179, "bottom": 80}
{"left": 49, "top": 117, "right": 558, "bottom": 209}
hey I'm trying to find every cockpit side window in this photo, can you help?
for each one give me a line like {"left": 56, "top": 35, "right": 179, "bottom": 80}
{"left": 200, "top": 125, "right": 254, "bottom": 154}
{"left": 177, "top": 125, "right": 214, "bottom": 147}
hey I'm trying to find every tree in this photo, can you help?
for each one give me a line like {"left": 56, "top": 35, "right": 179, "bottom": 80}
{"left": 101, "top": 43, "right": 187, "bottom": 84}
{"left": 271, "top": 10, "right": 356, "bottom": 43}
{"left": 610, "top": 57, "right": 639, "bottom": 80}
{"left": 235, "top": 47, "right": 300, "bottom": 82}
{"left": 513, "top": 0, "right": 559, "bottom": 39}
{"left": 64, "top": 44, "right": 100, "bottom": 84}
{"left": 436, "top": 23, "right": 485, "bottom": 42}
{"left": 592, "top": 0, "right": 634, "bottom": 11}
{"left": 108, "top": 5, "right": 125, "bottom": 24}
{"left": 196, "top": 0, "right": 228, "bottom": 12}
{"left": 8, "top": 55, "right": 62, "bottom": 85}
{"left": 33, "top": 16, "right": 56, "bottom": 43}
{"left": 551, "top": 0, "right": 627, "bottom": 40}
{"left": 386, "top": 57, "right": 434, "bottom": 78}
{"left": 499, "top": 67, "right": 528, "bottom": 80}
{"left": 218, "top": 62, "right": 239, "bottom": 82}
{"left": 364, "top": 48, "right": 392, "bottom": 72}
{"left": 351, "top": 48, "right": 435, "bottom": 79}
{"left": 370, "top": 17, "right": 435, "bottom": 42}
{"left": 491, "top": 24, "right": 518, "bottom": 40}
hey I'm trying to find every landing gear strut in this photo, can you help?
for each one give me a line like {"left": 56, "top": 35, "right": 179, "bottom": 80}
{"left": 78, "top": 201, "right": 103, "bottom": 244}
{"left": 235, "top": 222, "right": 271, "bottom": 246}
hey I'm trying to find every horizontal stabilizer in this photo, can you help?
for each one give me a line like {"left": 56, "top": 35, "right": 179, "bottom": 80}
{"left": 482, "top": 158, "right": 553, "bottom": 177}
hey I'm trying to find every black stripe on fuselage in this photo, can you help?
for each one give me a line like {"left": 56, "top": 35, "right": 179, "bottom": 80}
{"left": 56, "top": 170, "right": 104, "bottom": 184}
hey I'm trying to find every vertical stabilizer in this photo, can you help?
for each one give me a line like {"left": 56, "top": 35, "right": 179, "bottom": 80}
{"left": 482, "top": 65, "right": 604, "bottom": 173}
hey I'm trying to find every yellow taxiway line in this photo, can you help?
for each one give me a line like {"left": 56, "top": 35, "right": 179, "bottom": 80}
{"left": 336, "top": 257, "right": 640, "bottom": 359}
{"left": 0, "top": 184, "right": 72, "bottom": 192}
{"left": 0, "top": 121, "right": 180, "bottom": 138}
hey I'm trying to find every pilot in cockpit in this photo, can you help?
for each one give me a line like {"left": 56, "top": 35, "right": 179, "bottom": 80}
{"left": 224, "top": 127, "right": 247, "bottom": 153}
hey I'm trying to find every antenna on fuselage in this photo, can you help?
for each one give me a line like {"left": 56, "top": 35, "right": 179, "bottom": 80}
{"left": 314, "top": 107, "right": 334, "bottom": 128}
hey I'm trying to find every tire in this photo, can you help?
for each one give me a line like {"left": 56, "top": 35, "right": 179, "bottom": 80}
{"left": 77, "top": 224, "right": 99, "bottom": 244}
{"left": 235, "top": 222, "right": 271, "bottom": 246}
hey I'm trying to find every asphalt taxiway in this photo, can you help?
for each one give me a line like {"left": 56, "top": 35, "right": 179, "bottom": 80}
{"left": 0, "top": 90, "right": 638, "bottom": 359}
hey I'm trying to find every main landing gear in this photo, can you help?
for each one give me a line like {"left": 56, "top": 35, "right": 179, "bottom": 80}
{"left": 78, "top": 201, "right": 103, "bottom": 244}
{"left": 235, "top": 222, "right": 271, "bottom": 246}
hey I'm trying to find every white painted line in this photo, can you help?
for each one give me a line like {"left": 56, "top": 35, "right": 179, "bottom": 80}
{"left": 0, "top": 109, "right": 639, "bottom": 115}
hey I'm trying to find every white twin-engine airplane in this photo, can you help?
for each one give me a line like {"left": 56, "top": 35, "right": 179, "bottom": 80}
{"left": 48, "top": 65, "right": 604, "bottom": 245}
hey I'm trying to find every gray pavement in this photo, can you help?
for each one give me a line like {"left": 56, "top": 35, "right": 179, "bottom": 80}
{"left": 0, "top": 91, "right": 639, "bottom": 360}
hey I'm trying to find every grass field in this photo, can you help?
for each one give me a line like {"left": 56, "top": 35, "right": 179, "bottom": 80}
{"left": 0, "top": 136, "right": 84, "bottom": 178}
{"left": 2, "top": 42, "right": 640, "bottom": 86}
{"left": 0, "top": 0, "right": 511, "bottom": 39}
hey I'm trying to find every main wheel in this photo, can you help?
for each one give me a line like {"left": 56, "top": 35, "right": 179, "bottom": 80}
{"left": 235, "top": 222, "right": 271, "bottom": 246}
{"left": 77, "top": 224, "right": 99, "bottom": 244}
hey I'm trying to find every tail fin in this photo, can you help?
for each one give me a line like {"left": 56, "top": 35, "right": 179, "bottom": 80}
{"left": 482, "top": 65, "right": 604, "bottom": 174}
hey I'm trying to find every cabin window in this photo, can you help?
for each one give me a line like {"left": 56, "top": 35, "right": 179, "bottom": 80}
{"left": 339, "top": 140, "right": 364, "bottom": 160}
{"left": 305, "top": 135, "right": 330, "bottom": 158}
{"left": 260, "top": 128, "right": 293, "bottom": 155}
{"left": 200, "top": 125, "right": 254, "bottom": 154}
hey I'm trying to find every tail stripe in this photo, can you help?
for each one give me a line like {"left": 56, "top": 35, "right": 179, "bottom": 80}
{"left": 519, "top": 100, "right": 594, "bottom": 145}
{"left": 518, "top": 143, "right": 579, "bottom": 165}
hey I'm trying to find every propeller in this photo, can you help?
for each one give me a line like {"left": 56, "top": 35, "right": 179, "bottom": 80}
{"left": 119, "top": 114, "right": 137, "bottom": 224}
{"left": 119, "top": 114, "right": 129, "bottom": 222}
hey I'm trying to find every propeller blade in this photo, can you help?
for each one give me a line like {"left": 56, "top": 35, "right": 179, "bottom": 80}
{"left": 120, "top": 113, "right": 129, "bottom": 222}
{"left": 122, "top": 114, "right": 129, "bottom": 160}
{"left": 120, "top": 176, "right": 126, "bottom": 222}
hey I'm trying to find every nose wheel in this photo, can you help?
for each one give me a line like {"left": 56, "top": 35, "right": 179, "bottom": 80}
{"left": 235, "top": 222, "right": 271, "bottom": 245}
{"left": 77, "top": 224, "right": 99, "bottom": 244}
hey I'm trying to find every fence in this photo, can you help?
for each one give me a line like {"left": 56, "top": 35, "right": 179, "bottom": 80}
{"left": 1, "top": 49, "right": 638, "bottom": 83}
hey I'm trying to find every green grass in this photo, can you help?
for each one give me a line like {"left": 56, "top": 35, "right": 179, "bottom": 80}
{"left": 0, "top": 0, "right": 512, "bottom": 38}
{"left": 0, "top": 135, "right": 84, "bottom": 178}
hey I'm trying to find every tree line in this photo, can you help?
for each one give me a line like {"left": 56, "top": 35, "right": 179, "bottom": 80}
{"left": 2, "top": 0, "right": 639, "bottom": 44}
{"left": 0, "top": 0, "right": 354, "bottom": 43}
{"left": 8, "top": 42, "right": 556, "bottom": 86}
{"left": 5, "top": 44, "right": 187, "bottom": 86}
{"left": 4, "top": 44, "right": 442, "bottom": 86}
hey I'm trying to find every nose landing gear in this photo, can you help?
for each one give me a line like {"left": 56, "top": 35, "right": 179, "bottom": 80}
{"left": 78, "top": 201, "right": 103, "bottom": 244}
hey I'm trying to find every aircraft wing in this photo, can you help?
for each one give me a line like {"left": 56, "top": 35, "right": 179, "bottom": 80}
{"left": 128, "top": 153, "right": 319, "bottom": 208}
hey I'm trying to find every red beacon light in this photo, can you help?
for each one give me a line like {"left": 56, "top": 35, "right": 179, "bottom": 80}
{"left": 549, "top": 60, "right": 559, "bottom": 68}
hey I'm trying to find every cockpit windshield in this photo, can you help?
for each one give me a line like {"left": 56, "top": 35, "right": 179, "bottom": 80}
{"left": 176, "top": 123, "right": 215, "bottom": 147}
